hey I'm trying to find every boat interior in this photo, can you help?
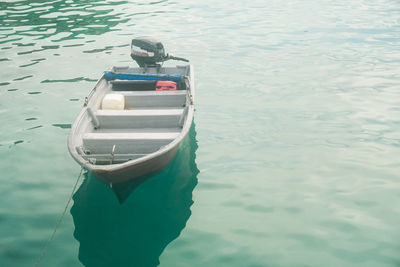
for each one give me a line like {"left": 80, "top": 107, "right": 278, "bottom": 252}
{"left": 75, "top": 66, "right": 191, "bottom": 165}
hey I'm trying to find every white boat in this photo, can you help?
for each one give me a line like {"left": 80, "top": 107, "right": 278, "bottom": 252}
{"left": 68, "top": 38, "right": 194, "bottom": 183}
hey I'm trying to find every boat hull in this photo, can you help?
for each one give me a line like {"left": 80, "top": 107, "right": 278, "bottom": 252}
{"left": 68, "top": 65, "right": 194, "bottom": 184}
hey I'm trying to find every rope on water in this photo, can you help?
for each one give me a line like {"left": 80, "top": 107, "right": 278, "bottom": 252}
{"left": 34, "top": 167, "right": 84, "bottom": 267}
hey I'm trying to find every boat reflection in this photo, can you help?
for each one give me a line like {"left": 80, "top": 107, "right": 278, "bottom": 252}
{"left": 70, "top": 123, "right": 199, "bottom": 267}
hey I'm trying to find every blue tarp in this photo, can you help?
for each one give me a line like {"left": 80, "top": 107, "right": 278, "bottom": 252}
{"left": 104, "top": 72, "right": 182, "bottom": 83}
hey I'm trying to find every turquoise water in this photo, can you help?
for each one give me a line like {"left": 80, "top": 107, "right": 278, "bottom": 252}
{"left": 1, "top": 0, "right": 400, "bottom": 266}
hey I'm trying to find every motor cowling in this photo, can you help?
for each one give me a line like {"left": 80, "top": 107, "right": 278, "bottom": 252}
{"left": 130, "top": 37, "right": 166, "bottom": 67}
{"left": 130, "top": 37, "right": 189, "bottom": 67}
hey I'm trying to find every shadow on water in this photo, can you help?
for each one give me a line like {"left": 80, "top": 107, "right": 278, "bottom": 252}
{"left": 71, "top": 123, "right": 199, "bottom": 267}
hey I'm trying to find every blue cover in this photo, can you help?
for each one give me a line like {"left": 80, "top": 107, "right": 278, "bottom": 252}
{"left": 104, "top": 72, "right": 182, "bottom": 83}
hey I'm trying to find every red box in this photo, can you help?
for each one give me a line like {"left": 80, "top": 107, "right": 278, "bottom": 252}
{"left": 156, "top": 81, "right": 177, "bottom": 91}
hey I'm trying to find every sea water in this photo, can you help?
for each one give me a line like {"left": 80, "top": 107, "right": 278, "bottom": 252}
{"left": 0, "top": 0, "right": 399, "bottom": 266}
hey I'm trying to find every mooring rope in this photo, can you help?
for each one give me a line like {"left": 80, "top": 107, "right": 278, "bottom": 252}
{"left": 34, "top": 167, "right": 84, "bottom": 267}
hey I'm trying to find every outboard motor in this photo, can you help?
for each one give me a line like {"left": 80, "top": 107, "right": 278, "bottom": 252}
{"left": 131, "top": 37, "right": 189, "bottom": 68}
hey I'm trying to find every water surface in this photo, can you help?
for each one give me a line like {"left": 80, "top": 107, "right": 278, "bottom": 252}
{"left": 1, "top": 0, "right": 400, "bottom": 266}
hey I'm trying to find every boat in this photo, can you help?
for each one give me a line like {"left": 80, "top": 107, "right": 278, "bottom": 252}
{"left": 68, "top": 37, "right": 194, "bottom": 184}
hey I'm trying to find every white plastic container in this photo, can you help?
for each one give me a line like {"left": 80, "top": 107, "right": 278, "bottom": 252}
{"left": 101, "top": 93, "right": 125, "bottom": 110}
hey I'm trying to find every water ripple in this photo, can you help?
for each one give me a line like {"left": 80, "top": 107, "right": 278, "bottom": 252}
{"left": 1, "top": 0, "right": 400, "bottom": 266}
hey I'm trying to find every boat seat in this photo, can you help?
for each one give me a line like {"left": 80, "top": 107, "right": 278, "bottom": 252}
{"left": 82, "top": 132, "right": 179, "bottom": 154}
{"left": 95, "top": 109, "right": 184, "bottom": 128}
{"left": 81, "top": 153, "right": 147, "bottom": 164}
{"left": 118, "top": 90, "right": 187, "bottom": 108}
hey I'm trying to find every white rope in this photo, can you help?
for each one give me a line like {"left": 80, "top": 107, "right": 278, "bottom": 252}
{"left": 34, "top": 167, "right": 84, "bottom": 267}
